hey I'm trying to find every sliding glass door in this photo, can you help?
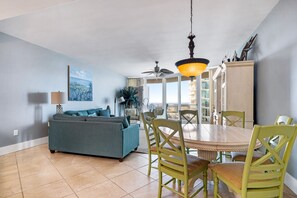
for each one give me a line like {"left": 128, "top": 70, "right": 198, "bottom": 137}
{"left": 144, "top": 74, "right": 199, "bottom": 120}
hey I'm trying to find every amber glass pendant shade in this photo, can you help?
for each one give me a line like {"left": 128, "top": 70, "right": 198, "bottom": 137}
{"left": 176, "top": 58, "right": 209, "bottom": 79}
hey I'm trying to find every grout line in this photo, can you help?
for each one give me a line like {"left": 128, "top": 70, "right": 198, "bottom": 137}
{"left": 43, "top": 147, "right": 79, "bottom": 197}
{"left": 15, "top": 152, "right": 25, "bottom": 198}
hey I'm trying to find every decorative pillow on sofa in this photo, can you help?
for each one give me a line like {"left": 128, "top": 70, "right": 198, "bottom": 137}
{"left": 87, "top": 108, "right": 102, "bottom": 115}
{"left": 88, "top": 112, "right": 97, "bottom": 117}
{"left": 64, "top": 110, "right": 79, "bottom": 116}
{"left": 77, "top": 111, "right": 88, "bottom": 116}
{"left": 98, "top": 109, "right": 110, "bottom": 117}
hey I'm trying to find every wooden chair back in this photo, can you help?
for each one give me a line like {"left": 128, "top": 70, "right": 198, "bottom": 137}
{"left": 141, "top": 112, "right": 157, "bottom": 153}
{"left": 221, "top": 111, "right": 245, "bottom": 128}
{"left": 242, "top": 125, "right": 297, "bottom": 197}
{"left": 152, "top": 119, "right": 188, "bottom": 180}
{"left": 179, "top": 110, "right": 199, "bottom": 125}
{"left": 274, "top": 115, "right": 293, "bottom": 125}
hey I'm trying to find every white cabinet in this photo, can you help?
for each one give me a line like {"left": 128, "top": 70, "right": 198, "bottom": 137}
{"left": 213, "top": 61, "right": 254, "bottom": 128}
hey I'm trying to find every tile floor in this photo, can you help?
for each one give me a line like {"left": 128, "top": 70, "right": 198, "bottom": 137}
{"left": 0, "top": 144, "right": 296, "bottom": 198}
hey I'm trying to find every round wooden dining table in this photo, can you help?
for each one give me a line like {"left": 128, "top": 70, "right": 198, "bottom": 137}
{"left": 167, "top": 124, "right": 261, "bottom": 161}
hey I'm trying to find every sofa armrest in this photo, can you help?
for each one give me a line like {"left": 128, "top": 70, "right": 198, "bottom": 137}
{"left": 122, "top": 124, "right": 139, "bottom": 157}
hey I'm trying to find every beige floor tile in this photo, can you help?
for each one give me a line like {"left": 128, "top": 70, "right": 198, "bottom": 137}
{"left": 16, "top": 148, "right": 46, "bottom": 160}
{"left": 130, "top": 180, "right": 179, "bottom": 198}
{"left": 0, "top": 153, "right": 16, "bottom": 166}
{"left": 49, "top": 155, "right": 82, "bottom": 168}
{"left": 23, "top": 180, "right": 73, "bottom": 198}
{"left": 76, "top": 180, "right": 127, "bottom": 198}
{"left": 121, "top": 195, "right": 133, "bottom": 198}
{"left": 5, "top": 193, "right": 23, "bottom": 198}
{"left": 123, "top": 154, "right": 148, "bottom": 169}
{"left": 17, "top": 154, "right": 49, "bottom": 167}
{"left": 65, "top": 170, "right": 108, "bottom": 192}
{"left": 111, "top": 170, "right": 153, "bottom": 193}
{"left": 56, "top": 162, "right": 94, "bottom": 178}
{"left": 0, "top": 179, "right": 22, "bottom": 198}
{"left": 63, "top": 194, "right": 78, "bottom": 198}
{"left": 50, "top": 153, "right": 92, "bottom": 168}
{"left": 137, "top": 164, "right": 159, "bottom": 180}
{"left": 0, "top": 165, "right": 19, "bottom": 182}
{"left": 20, "top": 168, "right": 62, "bottom": 191}
{"left": 87, "top": 157, "right": 119, "bottom": 171}
{"left": 101, "top": 163, "right": 134, "bottom": 179}
{"left": 18, "top": 164, "right": 56, "bottom": 178}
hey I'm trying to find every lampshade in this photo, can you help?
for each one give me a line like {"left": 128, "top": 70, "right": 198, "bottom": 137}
{"left": 51, "top": 91, "right": 65, "bottom": 105}
{"left": 118, "top": 96, "right": 125, "bottom": 103}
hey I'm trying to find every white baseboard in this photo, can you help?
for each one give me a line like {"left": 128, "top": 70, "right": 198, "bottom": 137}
{"left": 285, "top": 172, "right": 297, "bottom": 195}
{"left": 0, "top": 136, "right": 48, "bottom": 156}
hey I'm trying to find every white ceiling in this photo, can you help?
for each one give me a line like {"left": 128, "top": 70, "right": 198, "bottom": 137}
{"left": 0, "top": 0, "right": 279, "bottom": 77}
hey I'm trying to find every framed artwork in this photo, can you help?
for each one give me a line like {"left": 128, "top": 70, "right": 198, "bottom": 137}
{"left": 68, "top": 65, "right": 93, "bottom": 101}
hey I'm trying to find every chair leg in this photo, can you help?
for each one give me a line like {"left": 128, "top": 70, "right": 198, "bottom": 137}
{"left": 213, "top": 171, "right": 219, "bottom": 198}
{"left": 219, "top": 152, "right": 223, "bottom": 163}
{"left": 148, "top": 153, "right": 152, "bottom": 176}
{"left": 158, "top": 171, "right": 162, "bottom": 198}
{"left": 184, "top": 180, "right": 189, "bottom": 198}
{"left": 203, "top": 169, "right": 208, "bottom": 198}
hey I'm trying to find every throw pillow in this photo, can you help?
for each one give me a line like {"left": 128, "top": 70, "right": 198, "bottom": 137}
{"left": 64, "top": 110, "right": 78, "bottom": 116}
{"left": 98, "top": 109, "right": 110, "bottom": 117}
{"left": 87, "top": 108, "right": 102, "bottom": 115}
{"left": 88, "top": 112, "right": 97, "bottom": 117}
{"left": 77, "top": 111, "right": 88, "bottom": 116}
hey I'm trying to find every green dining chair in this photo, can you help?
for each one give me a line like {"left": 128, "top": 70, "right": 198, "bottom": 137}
{"left": 179, "top": 110, "right": 199, "bottom": 154}
{"left": 179, "top": 110, "right": 199, "bottom": 125}
{"left": 152, "top": 119, "right": 209, "bottom": 198}
{"left": 218, "top": 111, "right": 245, "bottom": 162}
{"left": 231, "top": 115, "right": 293, "bottom": 162}
{"left": 209, "top": 124, "right": 297, "bottom": 198}
{"left": 140, "top": 112, "right": 158, "bottom": 176}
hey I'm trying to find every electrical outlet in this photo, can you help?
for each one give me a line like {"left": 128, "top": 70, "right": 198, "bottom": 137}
{"left": 13, "top": 130, "right": 18, "bottom": 136}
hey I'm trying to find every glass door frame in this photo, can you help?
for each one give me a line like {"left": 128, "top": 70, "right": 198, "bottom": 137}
{"left": 143, "top": 73, "right": 201, "bottom": 121}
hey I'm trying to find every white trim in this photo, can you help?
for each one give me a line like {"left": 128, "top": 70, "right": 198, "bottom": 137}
{"left": 285, "top": 172, "right": 297, "bottom": 195}
{"left": 0, "top": 137, "right": 48, "bottom": 156}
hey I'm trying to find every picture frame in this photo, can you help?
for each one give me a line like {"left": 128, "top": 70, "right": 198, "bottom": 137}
{"left": 68, "top": 65, "right": 93, "bottom": 101}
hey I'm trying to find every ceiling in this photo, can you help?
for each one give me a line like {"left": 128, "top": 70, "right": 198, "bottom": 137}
{"left": 0, "top": 0, "right": 279, "bottom": 77}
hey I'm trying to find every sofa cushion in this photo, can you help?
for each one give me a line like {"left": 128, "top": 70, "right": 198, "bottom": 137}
{"left": 98, "top": 109, "right": 110, "bottom": 117}
{"left": 87, "top": 108, "right": 102, "bottom": 115}
{"left": 64, "top": 110, "right": 78, "bottom": 116}
{"left": 53, "top": 114, "right": 87, "bottom": 121}
{"left": 86, "top": 116, "right": 129, "bottom": 128}
{"left": 77, "top": 111, "right": 88, "bottom": 116}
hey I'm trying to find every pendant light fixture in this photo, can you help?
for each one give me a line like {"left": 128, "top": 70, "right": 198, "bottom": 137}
{"left": 175, "top": 0, "right": 209, "bottom": 81}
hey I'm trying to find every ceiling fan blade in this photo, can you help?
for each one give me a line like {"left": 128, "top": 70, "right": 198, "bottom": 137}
{"left": 141, "top": 71, "right": 154, "bottom": 74}
{"left": 159, "top": 73, "right": 165, "bottom": 77}
{"left": 160, "top": 69, "right": 174, "bottom": 74}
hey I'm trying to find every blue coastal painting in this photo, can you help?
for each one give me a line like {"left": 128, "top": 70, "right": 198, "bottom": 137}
{"left": 68, "top": 66, "right": 93, "bottom": 101}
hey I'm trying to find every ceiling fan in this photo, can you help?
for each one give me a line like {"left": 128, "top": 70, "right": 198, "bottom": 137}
{"left": 141, "top": 61, "right": 174, "bottom": 77}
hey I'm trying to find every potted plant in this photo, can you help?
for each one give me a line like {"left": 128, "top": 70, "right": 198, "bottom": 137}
{"left": 120, "top": 86, "right": 140, "bottom": 108}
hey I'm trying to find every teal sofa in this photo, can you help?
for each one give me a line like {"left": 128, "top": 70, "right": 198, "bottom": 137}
{"left": 48, "top": 110, "right": 139, "bottom": 162}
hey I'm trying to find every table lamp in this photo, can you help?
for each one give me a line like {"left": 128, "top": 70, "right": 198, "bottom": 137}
{"left": 51, "top": 91, "right": 65, "bottom": 114}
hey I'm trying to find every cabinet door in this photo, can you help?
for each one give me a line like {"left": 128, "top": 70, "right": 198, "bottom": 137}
{"left": 225, "top": 62, "right": 254, "bottom": 128}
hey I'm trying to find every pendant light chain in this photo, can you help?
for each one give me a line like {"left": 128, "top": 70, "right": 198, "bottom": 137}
{"left": 175, "top": 0, "right": 209, "bottom": 81}
{"left": 190, "top": 0, "right": 193, "bottom": 36}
